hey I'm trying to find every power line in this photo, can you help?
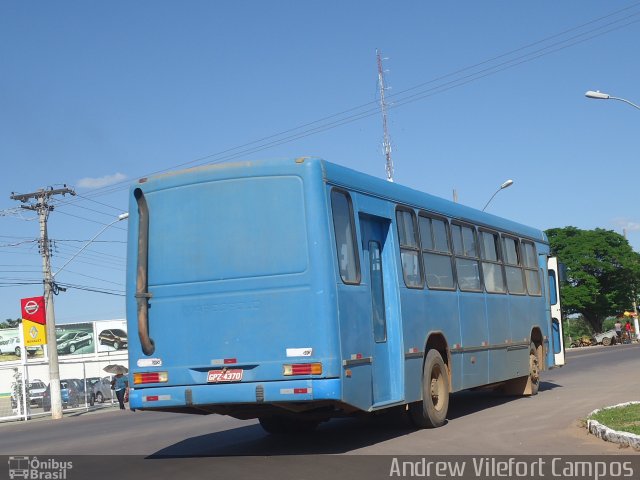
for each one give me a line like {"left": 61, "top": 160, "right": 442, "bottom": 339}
{"left": 0, "top": 244, "right": 126, "bottom": 270}
{"left": 55, "top": 282, "right": 125, "bottom": 296}
{"left": 0, "top": 270, "right": 43, "bottom": 273}
{"left": 52, "top": 242, "right": 126, "bottom": 262}
{"left": 53, "top": 239, "right": 126, "bottom": 244}
{"left": 58, "top": 268, "right": 125, "bottom": 287}
{"left": 62, "top": 1, "right": 639, "bottom": 198}
{"left": 0, "top": 281, "right": 42, "bottom": 287}
{"left": 5, "top": 3, "right": 640, "bottom": 221}
{"left": 0, "top": 240, "right": 38, "bottom": 248}
{"left": 54, "top": 209, "right": 128, "bottom": 231}
{"left": 0, "top": 278, "right": 125, "bottom": 296}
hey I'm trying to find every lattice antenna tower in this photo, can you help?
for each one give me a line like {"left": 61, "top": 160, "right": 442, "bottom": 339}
{"left": 376, "top": 49, "right": 394, "bottom": 182}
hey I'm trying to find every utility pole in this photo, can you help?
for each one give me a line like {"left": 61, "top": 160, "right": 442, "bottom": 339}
{"left": 11, "top": 186, "right": 76, "bottom": 419}
{"left": 623, "top": 228, "right": 640, "bottom": 340}
{"left": 376, "top": 49, "right": 394, "bottom": 182}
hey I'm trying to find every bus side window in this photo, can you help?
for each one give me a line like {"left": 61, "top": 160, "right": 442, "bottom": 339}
{"left": 502, "top": 236, "right": 526, "bottom": 294}
{"left": 419, "top": 214, "right": 455, "bottom": 290}
{"left": 522, "top": 241, "right": 542, "bottom": 296}
{"left": 331, "top": 189, "right": 361, "bottom": 284}
{"left": 548, "top": 269, "right": 558, "bottom": 305}
{"left": 396, "top": 208, "right": 422, "bottom": 288}
{"left": 480, "top": 230, "right": 506, "bottom": 293}
{"left": 451, "top": 223, "right": 482, "bottom": 292}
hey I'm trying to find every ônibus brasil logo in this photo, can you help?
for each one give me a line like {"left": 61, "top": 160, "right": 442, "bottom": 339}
{"left": 8, "top": 456, "right": 73, "bottom": 479}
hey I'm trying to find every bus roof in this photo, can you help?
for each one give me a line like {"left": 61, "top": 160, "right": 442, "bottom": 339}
{"left": 320, "top": 159, "right": 547, "bottom": 245}
{"left": 134, "top": 157, "right": 547, "bottom": 245}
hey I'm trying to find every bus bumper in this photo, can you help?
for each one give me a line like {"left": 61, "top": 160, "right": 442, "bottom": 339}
{"left": 130, "top": 378, "right": 341, "bottom": 410}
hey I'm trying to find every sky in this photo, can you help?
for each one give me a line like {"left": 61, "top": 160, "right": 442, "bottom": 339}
{"left": 1, "top": 1, "right": 639, "bottom": 324}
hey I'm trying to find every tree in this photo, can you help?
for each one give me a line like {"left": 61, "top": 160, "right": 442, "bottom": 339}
{"left": 0, "top": 318, "right": 20, "bottom": 329}
{"left": 545, "top": 227, "right": 640, "bottom": 333}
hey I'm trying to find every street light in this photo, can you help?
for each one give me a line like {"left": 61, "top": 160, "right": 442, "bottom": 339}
{"left": 44, "top": 212, "right": 128, "bottom": 419}
{"left": 53, "top": 213, "right": 129, "bottom": 277}
{"left": 585, "top": 90, "right": 640, "bottom": 110}
{"left": 588, "top": 91, "right": 640, "bottom": 339}
{"left": 482, "top": 179, "right": 514, "bottom": 212}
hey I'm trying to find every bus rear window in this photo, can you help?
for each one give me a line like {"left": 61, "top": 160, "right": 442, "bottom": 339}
{"left": 146, "top": 176, "right": 308, "bottom": 284}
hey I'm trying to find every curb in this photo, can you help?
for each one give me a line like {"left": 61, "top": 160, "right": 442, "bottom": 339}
{"left": 586, "top": 401, "right": 640, "bottom": 450}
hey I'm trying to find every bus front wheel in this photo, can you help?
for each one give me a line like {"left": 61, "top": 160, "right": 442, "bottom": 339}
{"left": 409, "top": 349, "right": 449, "bottom": 428}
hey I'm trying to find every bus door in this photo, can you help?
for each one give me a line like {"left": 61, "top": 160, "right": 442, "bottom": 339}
{"left": 359, "top": 214, "right": 403, "bottom": 406}
{"left": 547, "top": 257, "right": 565, "bottom": 366}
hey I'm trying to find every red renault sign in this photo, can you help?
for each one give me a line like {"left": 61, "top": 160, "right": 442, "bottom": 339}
{"left": 20, "top": 296, "right": 46, "bottom": 325}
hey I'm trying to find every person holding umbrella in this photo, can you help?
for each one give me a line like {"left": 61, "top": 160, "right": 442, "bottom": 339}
{"left": 104, "top": 365, "right": 129, "bottom": 410}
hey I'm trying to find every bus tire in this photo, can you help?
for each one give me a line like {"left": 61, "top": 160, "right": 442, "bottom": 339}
{"left": 528, "top": 342, "right": 540, "bottom": 396}
{"left": 409, "top": 349, "right": 449, "bottom": 428}
{"left": 258, "top": 415, "right": 319, "bottom": 435}
{"left": 502, "top": 341, "right": 541, "bottom": 396}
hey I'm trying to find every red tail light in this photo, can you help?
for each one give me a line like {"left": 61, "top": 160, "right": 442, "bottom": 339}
{"left": 283, "top": 363, "right": 322, "bottom": 376}
{"left": 134, "top": 372, "right": 168, "bottom": 384}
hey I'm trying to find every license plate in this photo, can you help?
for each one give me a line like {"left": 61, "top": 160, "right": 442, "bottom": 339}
{"left": 207, "top": 369, "right": 243, "bottom": 383}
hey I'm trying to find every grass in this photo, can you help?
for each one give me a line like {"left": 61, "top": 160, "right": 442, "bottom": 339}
{"left": 589, "top": 403, "right": 640, "bottom": 435}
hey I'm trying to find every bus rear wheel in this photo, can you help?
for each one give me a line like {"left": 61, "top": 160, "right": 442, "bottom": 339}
{"left": 258, "top": 415, "right": 320, "bottom": 435}
{"left": 409, "top": 349, "right": 449, "bottom": 428}
{"left": 528, "top": 342, "right": 540, "bottom": 395}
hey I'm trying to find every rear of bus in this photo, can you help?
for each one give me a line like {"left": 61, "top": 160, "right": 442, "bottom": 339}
{"left": 125, "top": 159, "right": 342, "bottom": 423}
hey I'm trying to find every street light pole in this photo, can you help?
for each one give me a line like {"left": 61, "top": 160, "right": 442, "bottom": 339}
{"left": 585, "top": 91, "right": 640, "bottom": 111}
{"left": 53, "top": 213, "right": 129, "bottom": 278}
{"left": 482, "top": 179, "right": 514, "bottom": 212}
{"left": 43, "top": 212, "right": 128, "bottom": 417}
{"left": 588, "top": 91, "right": 640, "bottom": 340}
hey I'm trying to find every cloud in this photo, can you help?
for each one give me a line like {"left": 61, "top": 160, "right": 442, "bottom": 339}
{"left": 77, "top": 172, "right": 127, "bottom": 189}
{"left": 612, "top": 218, "right": 640, "bottom": 232}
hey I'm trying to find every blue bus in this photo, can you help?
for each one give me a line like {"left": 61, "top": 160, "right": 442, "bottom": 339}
{"left": 126, "top": 158, "right": 565, "bottom": 432}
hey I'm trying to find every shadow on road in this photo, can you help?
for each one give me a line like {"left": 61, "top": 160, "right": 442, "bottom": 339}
{"left": 149, "top": 381, "right": 562, "bottom": 457}
{"left": 447, "top": 381, "right": 561, "bottom": 420}
{"left": 149, "top": 409, "right": 414, "bottom": 457}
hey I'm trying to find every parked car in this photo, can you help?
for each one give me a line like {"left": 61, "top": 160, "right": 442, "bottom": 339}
{"left": 10, "top": 380, "right": 46, "bottom": 410}
{"left": 68, "top": 378, "right": 95, "bottom": 406}
{"left": 42, "top": 380, "right": 81, "bottom": 411}
{"left": 593, "top": 329, "right": 618, "bottom": 346}
{"left": 98, "top": 329, "right": 128, "bottom": 350}
{"left": 56, "top": 331, "right": 93, "bottom": 354}
{"left": 0, "top": 336, "right": 22, "bottom": 356}
{"left": 28, "top": 380, "right": 48, "bottom": 407}
{"left": 92, "top": 376, "right": 115, "bottom": 403}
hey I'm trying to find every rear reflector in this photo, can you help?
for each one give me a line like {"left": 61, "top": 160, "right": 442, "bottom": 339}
{"left": 211, "top": 358, "right": 237, "bottom": 365}
{"left": 134, "top": 371, "right": 168, "bottom": 384}
{"left": 283, "top": 363, "right": 322, "bottom": 376}
{"left": 144, "top": 394, "right": 171, "bottom": 402}
{"left": 280, "top": 388, "right": 313, "bottom": 395}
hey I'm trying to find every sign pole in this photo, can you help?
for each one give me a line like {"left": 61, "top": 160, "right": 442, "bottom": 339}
{"left": 20, "top": 338, "right": 28, "bottom": 421}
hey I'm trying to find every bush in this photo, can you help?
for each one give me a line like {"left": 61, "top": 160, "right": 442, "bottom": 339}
{"left": 602, "top": 317, "right": 617, "bottom": 331}
{"left": 563, "top": 316, "right": 593, "bottom": 345}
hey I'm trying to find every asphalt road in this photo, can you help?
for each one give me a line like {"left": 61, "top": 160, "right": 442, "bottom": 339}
{"left": 1, "top": 344, "right": 639, "bottom": 479}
